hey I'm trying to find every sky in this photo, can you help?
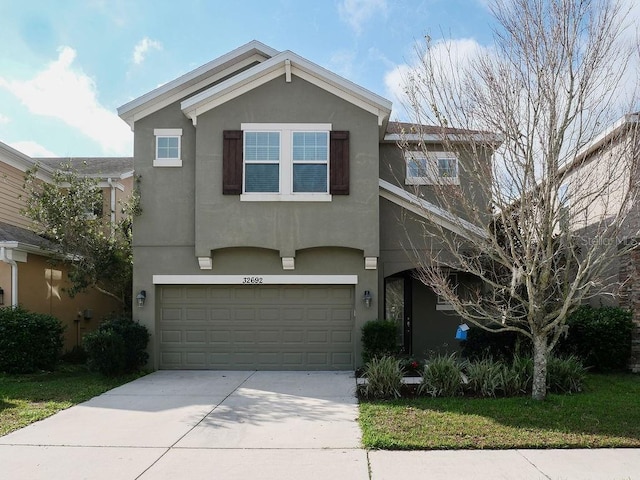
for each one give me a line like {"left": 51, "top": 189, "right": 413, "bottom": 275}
{"left": 0, "top": 0, "right": 637, "bottom": 158}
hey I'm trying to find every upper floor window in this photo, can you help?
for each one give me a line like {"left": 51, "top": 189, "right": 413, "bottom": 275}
{"left": 154, "top": 128, "right": 182, "bottom": 167}
{"left": 405, "top": 151, "right": 459, "bottom": 185}
{"left": 241, "top": 123, "right": 331, "bottom": 201}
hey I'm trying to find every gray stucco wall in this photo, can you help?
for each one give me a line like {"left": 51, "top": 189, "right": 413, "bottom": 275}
{"left": 194, "top": 75, "right": 380, "bottom": 258}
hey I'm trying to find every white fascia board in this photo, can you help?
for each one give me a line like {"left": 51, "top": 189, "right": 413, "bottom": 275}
{"left": 0, "top": 143, "right": 54, "bottom": 182}
{"left": 566, "top": 113, "right": 640, "bottom": 171}
{"left": 0, "top": 241, "right": 57, "bottom": 259}
{"left": 152, "top": 274, "right": 359, "bottom": 285}
{"left": 181, "top": 50, "right": 393, "bottom": 127}
{"left": 379, "top": 178, "right": 487, "bottom": 239}
{"left": 118, "top": 41, "right": 279, "bottom": 128}
{"left": 383, "top": 133, "right": 502, "bottom": 145}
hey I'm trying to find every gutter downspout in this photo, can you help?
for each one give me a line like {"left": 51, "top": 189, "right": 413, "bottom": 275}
{"left": 107, "top": 178, "right": 116, "bottom": 237}
{"left": 0, "top": 246, "right": 18, "bottom": 307}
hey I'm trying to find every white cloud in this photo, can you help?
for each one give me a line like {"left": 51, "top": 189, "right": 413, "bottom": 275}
{"left": 338, "top": 0, "right": 387, "bottom": 35}
{"left": 9, "top": 140, "right": 56, "bottom": 157}
{"left": 384, "top": 38, "right": 487, "bottom": 120}
{"left": 0, "top": 46, "right": 132, "bottom": 155}
{"left": 132, "top": 37, "right": 162, "bottom": 65}
{"left": 0, "top": 113, "right": 9, "bottom": 125}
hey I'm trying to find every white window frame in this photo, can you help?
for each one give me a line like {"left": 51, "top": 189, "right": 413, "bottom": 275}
{"left": 240, "top": 123, "right": 332, "bottom": 202}
{"left": 405, "top": 151, "right": 460, "bottom": 185}
{"left": 154, "top": 128, "right": 183, "bottom": 167}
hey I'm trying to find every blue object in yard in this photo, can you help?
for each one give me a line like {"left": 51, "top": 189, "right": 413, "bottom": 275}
{"left": 455, "top": 323, "right": 470, "bottom": 340}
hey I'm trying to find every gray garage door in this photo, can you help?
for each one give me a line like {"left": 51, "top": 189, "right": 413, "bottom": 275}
{"left": 158, "top": 284, "right": 355, "bottom": 370}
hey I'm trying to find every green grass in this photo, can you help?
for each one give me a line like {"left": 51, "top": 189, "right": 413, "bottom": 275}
{"left": 359, "top": 373, "right": 640, "bottom": 450}
{"left": 0, "top": 364, "right": 146, "bottom": 437}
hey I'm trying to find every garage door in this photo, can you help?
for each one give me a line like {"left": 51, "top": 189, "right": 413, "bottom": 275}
{"left": 158, "top": 284, "right": 355, "bottom": 370}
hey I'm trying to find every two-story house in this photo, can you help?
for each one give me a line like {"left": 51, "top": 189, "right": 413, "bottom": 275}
{"left": 118, "top": 41, "right": 493, "bottom": 370}
{"left": 0, "top": 141, "right": 133, "bottom": 350}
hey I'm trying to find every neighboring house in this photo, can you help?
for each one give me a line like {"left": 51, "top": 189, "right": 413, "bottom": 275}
{"left": 0, "top": 141, "right": 133, "bottom": 351}
{"left": 117, "top": 40, "right": 494, "bottom": 370}
{"left": 558, "top": 113, "right": 640, "bottom": 370}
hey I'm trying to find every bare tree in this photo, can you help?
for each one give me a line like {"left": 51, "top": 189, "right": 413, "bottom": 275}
{"left": 398, "top": 0, "right": 639, "bottom": 400}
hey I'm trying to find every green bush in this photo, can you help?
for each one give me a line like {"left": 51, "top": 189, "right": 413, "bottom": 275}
{"left": 419, "top": 353, "right": 465, "bottom": 397}
{"left": 359, "top": 356, "right": 403, "bottom": 399}
{"left": 61, "top": 345, "right": 89, "bottom": 364}
{"left": 464, "top": 357, "right": 506, "bottom": 397}
{"left": 84, "top": 329, "right": 126, "bottom": 376}
{"left": 547, "top": 355, "right": 587, "bottom": 394}
{"left": 461, "top": 327, "right": 530, "bottom": 361}
{"left": 361, "top": 319, "right": 398, "bottom": 364}
{"left": 503, "top": 353, "right": 533, "bottom": 396}
{"left": 557, "top": 305, "right": 633, "bottom": 372}
{"left": 84, "top": 315, "right": 149, "bottom": 376}
{"left": 0, "top": 306, "right": 64, "bottom": 373}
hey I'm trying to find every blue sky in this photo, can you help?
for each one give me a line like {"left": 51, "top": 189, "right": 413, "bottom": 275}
{"left": 0, "top": 0, "right": 636, "bottom": 157}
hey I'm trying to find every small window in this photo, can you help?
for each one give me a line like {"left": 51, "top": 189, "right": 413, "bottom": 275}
{"left": 405, "top": 151, "right": 459, "bottom": 185}
{"left": 154, "top": 128, "right": 182, "bottom": 167}
{"left": 292, "top": 131, "right": 328, "bottom": 193}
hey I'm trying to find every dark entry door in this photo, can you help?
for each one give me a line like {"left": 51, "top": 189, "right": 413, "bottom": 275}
{"left": 384, "top": 274, "right": 412, "bottom": 354}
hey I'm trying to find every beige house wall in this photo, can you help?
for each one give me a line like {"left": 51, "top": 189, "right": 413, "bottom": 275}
{"left": 0, "top": 161, "right": 31, "bottom": 229}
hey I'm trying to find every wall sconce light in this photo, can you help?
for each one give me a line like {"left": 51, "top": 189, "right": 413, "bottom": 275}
{"left": 136, "top": 290, "right": 147, "bottom": 308}
{"left": 363, "top": 290, "right": 372, "bottom": 308}
{"left": 0, "top": 287, "right": 4, "bottom": 305}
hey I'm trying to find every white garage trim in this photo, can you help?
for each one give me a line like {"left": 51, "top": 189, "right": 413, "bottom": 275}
{"left": 152, "top": 274, "right": 358, "bottom": 285}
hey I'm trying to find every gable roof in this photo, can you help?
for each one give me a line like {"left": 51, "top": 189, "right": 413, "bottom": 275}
{"left": 38, "top": 157, "right": 133, "bottom": 178}
{"left": 0, "top": 141, "right": 54, "bottom": 182}
{"left": 0, "top": 221, "right": 58, "bottom": 254}
{"left": 181, "top": 50, "right": 392, "bottom": 135}
{"left": 117, "top": 41, "right": 279, "bottom": 130}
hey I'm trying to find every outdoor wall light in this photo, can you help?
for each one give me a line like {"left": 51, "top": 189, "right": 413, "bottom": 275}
{"left": 136, "top": 290, "right": 147, "bottom": 308}
{"left": 363, "top": 290, "right": 372, "bottom": 308}
{"left": 0, "top": 287, "right": 4, "bottom": 305}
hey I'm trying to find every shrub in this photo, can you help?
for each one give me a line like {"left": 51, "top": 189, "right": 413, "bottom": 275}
{"left": 464, "top": 357, "right": 506, "bottom": 397}
{"left": 84, "top": 314, "right": 149, "bottom": 376}
{"left": 61, "top": 345, "right": 88, "bottom": 364}
{"left": 84, "top": 329, "right": 126, "bottom": 376}
{"left": 547, "top": 355, "right": 587, "bottom": 394}
{"left": 557, "top": 305, "right": 633, "bottom": 372}
{"left": 359, "top": 356, "right": 403, "bottom": 399}
{"left": 461, "top": 327, "right": 530, "bottom": 361}
{"left": 361, "top": 319, "right": 398, "bottom": 364}
{"left": 503, "top": 353, "right": 533, "bottom": 396}
{"left": 0, "top": 306, "right": 64, "bottom": 373}
{"left": 419, "top": 353, "right": 465, "bottom": 397}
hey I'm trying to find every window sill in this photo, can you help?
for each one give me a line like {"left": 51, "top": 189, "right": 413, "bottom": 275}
{"left": 406, "top": 177, "right": 460, "bottom": 186}
{"left": 240, "top": 193, "right": 332, "bottom": 202}
{"left": 153, "top": 159, "right": 182, "bottom": 167}
{"left": 436, "top": 304, "right": 456, "bottom": 311}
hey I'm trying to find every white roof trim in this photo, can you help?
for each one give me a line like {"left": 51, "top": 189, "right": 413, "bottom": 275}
{"left": 117, "top": 41, "right": 279, "bottom": 129}
{"left": 379, "top": 178, "right": 487, "bottom": 239}
{"left": 181, "top": 50, "right": 392, "bottom": 128}
{"left": 0, "top": 142, "right": 54, "bottom": 182}
{"left": 383, "top": 132, "right": 502, "bottom": 144}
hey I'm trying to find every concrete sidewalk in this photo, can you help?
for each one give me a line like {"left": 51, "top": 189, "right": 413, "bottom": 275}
{"left": 1, "top": 371, "right": 639, "bottom": 479}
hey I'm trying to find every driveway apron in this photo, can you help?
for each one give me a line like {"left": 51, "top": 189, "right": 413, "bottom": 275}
{"left": 0, "top": 370, "right": 368, "bottom": 480}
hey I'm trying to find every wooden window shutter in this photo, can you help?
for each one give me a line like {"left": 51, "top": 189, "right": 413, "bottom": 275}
{"left": 330, "top": 131, "right": 349, "bottom": 195}
{"left": 223, "top": 130, "right": 243, "bottom": 195}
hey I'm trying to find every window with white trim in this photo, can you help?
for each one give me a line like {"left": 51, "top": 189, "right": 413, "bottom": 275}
{"left": 154, "top": 128, "right": 182, "bottom": 167}
{"left": 405, "top": 151, "right": 459, "bottom": 185}
{"left": 241, "top": 123, "right": 331, "bottom": 201}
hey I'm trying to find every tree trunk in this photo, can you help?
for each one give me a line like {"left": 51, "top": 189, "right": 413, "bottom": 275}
{"left": 531, "top": 334, "right": 548, "bottom": 401}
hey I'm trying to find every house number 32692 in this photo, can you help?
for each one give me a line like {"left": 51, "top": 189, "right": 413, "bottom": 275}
{"left": 242, "top": 276, "right": 264, "bottom": 284}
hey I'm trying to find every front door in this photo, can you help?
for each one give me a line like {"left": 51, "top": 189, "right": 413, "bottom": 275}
{"left": 384, "top": 274, "right": 412, "bottom": 354}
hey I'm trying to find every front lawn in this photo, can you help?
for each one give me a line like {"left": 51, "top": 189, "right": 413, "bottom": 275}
{"left": 359, "top": 373, "right": 640, "bottom": 449}
{"left": 0, "top": 364, "right": 146, "bottom": 436}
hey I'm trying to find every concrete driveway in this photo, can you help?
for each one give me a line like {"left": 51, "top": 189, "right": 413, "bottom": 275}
{"left": 0, "top": 370, "right": 368, "bottom": 480}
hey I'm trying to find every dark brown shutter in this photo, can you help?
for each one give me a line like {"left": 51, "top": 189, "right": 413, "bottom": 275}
{"left": 330, "top": 131, "right": 349, "bottom": 195}
{"left": 223, "top": 130, "right": 243, "bottom": 195}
